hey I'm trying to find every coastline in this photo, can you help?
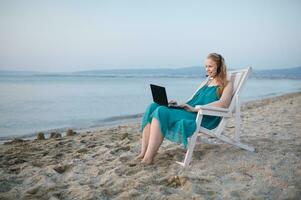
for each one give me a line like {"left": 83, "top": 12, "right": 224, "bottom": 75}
{"left": 0, "top": 91, "right": 300, "bottom": 199}
{"left": 1, "top": 91, "right": 301, "bottom": 143}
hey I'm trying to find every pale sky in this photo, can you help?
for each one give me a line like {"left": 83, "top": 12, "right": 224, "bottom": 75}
{"left": 0, "top": 0, "right": 300, "bottom": 72}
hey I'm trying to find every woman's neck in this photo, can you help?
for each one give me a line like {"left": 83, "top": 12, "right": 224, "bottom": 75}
{"left": 208, "top": 77, "right": 219, "bottom": 86}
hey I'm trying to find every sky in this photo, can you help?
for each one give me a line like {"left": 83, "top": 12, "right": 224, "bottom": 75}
{"left": 0, "top": 0, "right": 301, "bottom": 72}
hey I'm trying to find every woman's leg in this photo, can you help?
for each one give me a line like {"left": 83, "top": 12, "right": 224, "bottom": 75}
{"left": 137, "top": 102, "right": 160, "bottom": 159}
{"left": 142, "top": 118, "right": 164, "bottom": 164}
{"left": 137, "top": 123, "right": 151, "bottom": 159}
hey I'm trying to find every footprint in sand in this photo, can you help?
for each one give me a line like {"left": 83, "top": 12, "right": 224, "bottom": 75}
{"left": 118, "top": 155, "right": 141, "bottom": 167}
{"left": 109, "top": 146, "right": 131, "bottom": 155}
{"left": 77, "top": 148, "right": 89, "bottom": 154}
{"left": 118, "top": 155, "right": 131, "bottom": 163}
{"left": 114, "top": 165, "right": 139, "bottom": 176}
{"left": 53, "top": 163, "right": 73, "bottom": 174}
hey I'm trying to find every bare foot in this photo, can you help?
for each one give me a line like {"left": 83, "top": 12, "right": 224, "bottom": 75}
{"left": 141, "top": 158, "right": 153, "bottom": 165}
{"left": 135, "top": 152, "right": 145, "bottom": 160}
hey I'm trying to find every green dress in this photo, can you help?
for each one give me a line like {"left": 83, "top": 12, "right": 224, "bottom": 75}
{"left": 140, "top": 85, "right": 222, "bottom": 149}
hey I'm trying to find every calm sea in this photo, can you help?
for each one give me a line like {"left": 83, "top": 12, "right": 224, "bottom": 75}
{"left": 0, "top": 75, "right": 300, "bottom": 139}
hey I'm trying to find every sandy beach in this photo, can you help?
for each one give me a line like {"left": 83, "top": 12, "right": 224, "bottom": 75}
{"left": 0, "top": 92, "right": 300, "bottom": 199}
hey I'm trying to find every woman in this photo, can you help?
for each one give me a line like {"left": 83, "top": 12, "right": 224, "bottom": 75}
{"left": 138, "top": 53, "right": 233, "bottom": 165}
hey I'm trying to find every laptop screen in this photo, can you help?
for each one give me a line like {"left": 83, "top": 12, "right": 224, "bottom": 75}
{"left": 150, "top": 84, "right": 169, "bottom": 106}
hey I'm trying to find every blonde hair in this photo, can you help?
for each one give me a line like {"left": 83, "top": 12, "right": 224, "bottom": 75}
{"left": 207, "top": 53, "right": 229, "bottom": 98}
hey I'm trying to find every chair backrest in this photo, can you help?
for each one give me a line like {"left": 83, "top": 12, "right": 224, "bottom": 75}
{"left": 227, "top": 67, "right": 252, "bottom": 112}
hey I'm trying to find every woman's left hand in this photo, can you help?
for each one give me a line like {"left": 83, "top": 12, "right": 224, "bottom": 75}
{"left": 179, "top": 103, "right": 198, "bottom": 112}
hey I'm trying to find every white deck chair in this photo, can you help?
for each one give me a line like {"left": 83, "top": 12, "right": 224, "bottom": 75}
{"left": 176, "top": 67, "right": 255, "bottom": 168}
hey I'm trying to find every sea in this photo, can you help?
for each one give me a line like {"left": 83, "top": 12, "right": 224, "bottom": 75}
{"left": 0, "top": 74, "right": 301, "bottom": 140}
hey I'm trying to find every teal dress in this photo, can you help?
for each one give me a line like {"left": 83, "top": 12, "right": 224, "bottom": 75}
{"left": 140, "top": 85, "right": 222, "bottom": 149}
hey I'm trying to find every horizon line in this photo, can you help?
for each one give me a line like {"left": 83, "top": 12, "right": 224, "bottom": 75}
{"left": 0, "top": 65, "right": 300, "bottom": 74}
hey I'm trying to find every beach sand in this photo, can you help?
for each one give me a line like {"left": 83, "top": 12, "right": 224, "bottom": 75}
{"left": 0, "top": 92, "right": 300, "bottom": 199}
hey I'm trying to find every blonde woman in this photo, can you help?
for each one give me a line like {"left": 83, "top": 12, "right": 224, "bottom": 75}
{"left": 138, "top": 53, "right": 233, "bottom": 165}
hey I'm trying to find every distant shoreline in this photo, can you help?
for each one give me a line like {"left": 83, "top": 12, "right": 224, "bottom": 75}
{"left": 1, "top": 74, "right": 301, "bottom": 80}
{"left": 1, "top": 65, "right": 301, "bottom": 79}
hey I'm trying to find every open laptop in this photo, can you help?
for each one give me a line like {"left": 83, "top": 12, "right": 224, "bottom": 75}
{"left": 150, "top": 84, "right": 183, "bottom": 109}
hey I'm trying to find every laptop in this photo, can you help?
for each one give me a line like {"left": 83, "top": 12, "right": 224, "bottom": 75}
{"left": 150, "top": 84, "right": 183, "bottom": 109}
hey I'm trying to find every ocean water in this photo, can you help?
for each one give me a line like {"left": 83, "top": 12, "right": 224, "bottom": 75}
{"left": 0, "top": 75, "right": 300, "bottom": 139}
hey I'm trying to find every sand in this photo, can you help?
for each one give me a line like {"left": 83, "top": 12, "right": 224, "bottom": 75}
{"left": 0, "top": 92, "right": 300, "bottom": 200}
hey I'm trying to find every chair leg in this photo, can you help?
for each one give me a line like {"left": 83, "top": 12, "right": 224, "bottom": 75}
{"left": 176, "top": 131, "right": 198, "bottom": 168}
{"left": 176, "top": 114, "right": 203, "bottom": 168}
{"left": 217, "top": 134, "right": 255, "bottom": 152}
{"left": 234, "top": 96, "right": 241, "bottom": 141}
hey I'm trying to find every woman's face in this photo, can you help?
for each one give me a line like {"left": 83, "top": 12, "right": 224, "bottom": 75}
{"left": 205, "top": 58, "right": 218, "bottom": 78}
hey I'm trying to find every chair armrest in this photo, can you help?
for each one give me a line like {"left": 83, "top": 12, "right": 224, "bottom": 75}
{"left": 195, "top": 105, "right": 229, "bottom": 112}
{"left": 195, "top": 105, "right": 232, "bottom": 117}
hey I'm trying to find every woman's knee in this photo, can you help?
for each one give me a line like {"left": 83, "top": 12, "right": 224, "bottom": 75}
{"left": 149, "top": 102, "right": 160, "bottom": 110}
{"left": 142, "top": 103, "right": 159, "bottom": 118}
{"left": 155, "top": 106, "right": 168, "bottom": 115}
{"left": 144, "top": 123, "right": 150, "bottom": 131}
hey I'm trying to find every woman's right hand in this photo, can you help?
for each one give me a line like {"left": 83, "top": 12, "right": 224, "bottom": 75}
{"left": 178, "top": 103, "right": 197, "bottom": 112}
{"left": 168, "top": 100, "right": 177, "bottom": 105}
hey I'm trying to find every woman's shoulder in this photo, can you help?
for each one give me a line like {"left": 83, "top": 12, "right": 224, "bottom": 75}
{"left": 226, "top": 80, "right": 233, "bottom": 88}
{"left": 223, "top": 80, "right": 234, "bottom": 93}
